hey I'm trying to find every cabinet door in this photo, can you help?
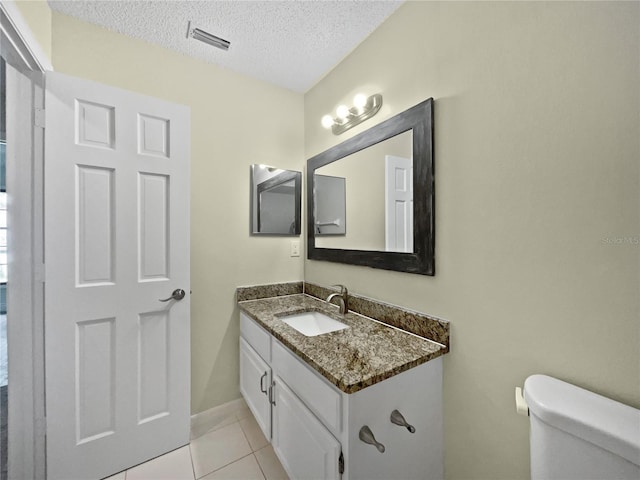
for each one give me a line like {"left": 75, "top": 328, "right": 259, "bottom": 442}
{"left": 272, "top": 376, "right": 341, "bottom": 480}
{"left": 239, "top": 337, "right": 271, "bottom": 439}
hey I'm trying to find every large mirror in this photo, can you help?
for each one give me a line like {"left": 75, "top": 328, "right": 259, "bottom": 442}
{"left": 307, "top": 98, "right": 434, "bottom": 275}
{"left": 251, "top": 164, "right": 302, "bottom": 236}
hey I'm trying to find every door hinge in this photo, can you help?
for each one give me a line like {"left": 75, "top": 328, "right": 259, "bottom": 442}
{"left": 339, "top": 451, "right": 344, "bottom": 475}
{"left": 34, "top": 108, "right": 45, "bottom": 129}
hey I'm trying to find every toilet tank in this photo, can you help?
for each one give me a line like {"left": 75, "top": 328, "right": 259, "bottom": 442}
{"left": 524, "top": 375, "right": 640, "bottom": 480}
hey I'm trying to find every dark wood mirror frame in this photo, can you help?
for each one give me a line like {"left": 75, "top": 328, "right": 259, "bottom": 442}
{"left": 307, "top": 98, "right": 434, "bottom": 275}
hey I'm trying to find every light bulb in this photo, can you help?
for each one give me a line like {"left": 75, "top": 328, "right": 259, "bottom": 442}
{"left": 353, "top": 93, "right": 367, "bottom": 110}
{"left": 336, "top": 105, "right": 350, "bottom": 120}
{"left": 321, "top": 115, "right": 334, "bottom": 129}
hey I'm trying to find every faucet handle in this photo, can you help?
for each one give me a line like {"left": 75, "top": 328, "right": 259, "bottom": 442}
{"left": 331, "top": 284, "right": 348, "bottom": 296}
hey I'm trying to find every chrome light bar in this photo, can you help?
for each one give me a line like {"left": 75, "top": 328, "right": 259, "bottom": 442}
{"left": 187, "top": 21, "right": 230, "bottom": 51}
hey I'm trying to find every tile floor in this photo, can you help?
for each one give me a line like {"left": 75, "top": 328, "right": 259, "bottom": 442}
{"left": 105, "top": 400, "right": 288, "bottom": 480}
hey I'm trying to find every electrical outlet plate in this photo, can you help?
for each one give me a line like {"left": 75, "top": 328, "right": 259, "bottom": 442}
{"left": 290, "top": 240, "right": 300, "bottom": 257}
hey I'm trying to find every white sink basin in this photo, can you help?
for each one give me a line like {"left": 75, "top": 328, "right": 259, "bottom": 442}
{"left": 280, "top": 311, "right": 349, "bottom": 337}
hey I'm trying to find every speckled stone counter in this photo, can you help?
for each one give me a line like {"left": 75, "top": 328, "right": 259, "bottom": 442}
{"left": 237, "top": 293, "right": 447, "bottom": 394}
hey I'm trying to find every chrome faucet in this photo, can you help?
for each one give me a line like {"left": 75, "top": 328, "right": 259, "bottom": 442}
{"left": 326, "top": 284, "right": 348, "bottom": 314}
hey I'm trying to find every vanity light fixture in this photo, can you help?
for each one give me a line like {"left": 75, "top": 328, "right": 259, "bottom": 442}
{"left": 187, "top": 21, "right": 230, "bottom": 51}
{"left": 321, "top": 93, "right": 383, "bottom": 135}
{"left": 258, "top": 164, "right": 278, "bottom": 172}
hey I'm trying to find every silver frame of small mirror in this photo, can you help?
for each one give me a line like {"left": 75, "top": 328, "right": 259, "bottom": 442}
{"left": 250, "top": 164, "right": 302, "bottom": 236}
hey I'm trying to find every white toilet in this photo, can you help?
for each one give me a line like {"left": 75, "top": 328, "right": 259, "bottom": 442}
{"left": 524, "top": 374, "right": 640, "bottom": 480}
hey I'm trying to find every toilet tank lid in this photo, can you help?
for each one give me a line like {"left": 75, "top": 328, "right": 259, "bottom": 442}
{"left": 524, "top": 374, "right": 640, "bottom": 466}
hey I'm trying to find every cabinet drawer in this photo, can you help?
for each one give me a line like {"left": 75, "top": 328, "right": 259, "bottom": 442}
{"left": 272, "top": 340, "right": 342, "bottom": 433}
{"left": 240, "top": 313, "right": 271, "bottom": 363}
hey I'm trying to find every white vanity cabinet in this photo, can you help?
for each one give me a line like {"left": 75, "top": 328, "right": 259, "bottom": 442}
{"left": 271, "top": 339, "right": 344, "bottom": 480}
{"left": 239, "top": 312, "right": 444, "bottom": 480}
{"left": 239, "top": 314, "right": 273, "bottom": 440}
{"left": 272, "top": 376, "right": 342, "bottom": 480}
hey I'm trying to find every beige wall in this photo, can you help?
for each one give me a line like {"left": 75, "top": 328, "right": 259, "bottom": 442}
{"left": 51, "top": 12, "right": 305, "bottom": 413}
{"left": 305, "top": 2, "right": 639, "bottom": 479}
{"left": 12, "top": 0, "right": 52, "bottom": 61}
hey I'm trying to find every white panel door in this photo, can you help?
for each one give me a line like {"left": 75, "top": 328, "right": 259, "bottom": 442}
{"left": 385, "top": 155, "right": 413, "bottom": 253}
{"left": 44, "top": 72, "right": 190, "bottom": 480}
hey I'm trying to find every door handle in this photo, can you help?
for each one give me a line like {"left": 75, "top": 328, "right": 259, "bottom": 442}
{"left": 159, "top": 289, "right": 186, "bottom": 302}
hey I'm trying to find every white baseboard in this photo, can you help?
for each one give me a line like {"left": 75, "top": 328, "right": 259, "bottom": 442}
{"left": 190, "top": 397, "right": 247, "bottom": 430}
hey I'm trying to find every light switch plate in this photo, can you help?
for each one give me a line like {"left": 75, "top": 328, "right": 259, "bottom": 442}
{"left": 290, "top": 240, "right": 300, "bottom": 257}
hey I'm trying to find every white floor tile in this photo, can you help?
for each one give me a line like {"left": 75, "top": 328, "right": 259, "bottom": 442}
{"left": 190, "top": 422, "right": 252, "bottom": 478}
{"left": 126, "top": 445, "right": 194, "bottom": 480}
{"left": 239, "top": 414, "right": 269, "bottom": 451}
{"left": 191, "top": 410, "right": 238, "bottom": 440}
{"left": 200, "top": 454, "right": 264, "bottom": 480}
{"left": 254, "top": 446, "right": 289, "bottom": 480}
{"left": 235, "top": 406, "right": 252, "bottom": 421}
{"left": 234, "top": 398, "right": 248, "bottom": 411}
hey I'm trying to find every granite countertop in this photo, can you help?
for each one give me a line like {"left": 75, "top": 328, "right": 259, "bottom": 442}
{"left": 238, "top": 294, "right": 447, "bottom": 394}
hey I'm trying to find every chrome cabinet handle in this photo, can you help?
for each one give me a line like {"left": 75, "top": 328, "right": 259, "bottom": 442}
{"left": 260, "top": 372, "right": 268, "bottom": 395}
{"left": 159, "top": 289, "right": 186, "bottom": 302}
{"left": 359, "top": 426, "right": 385, "bottom": 453}
{"left": 268, "top": 382, "right": 276, "bottom": 406}
{"left": 390, "top": 409, "right": 416, "bottom": 433}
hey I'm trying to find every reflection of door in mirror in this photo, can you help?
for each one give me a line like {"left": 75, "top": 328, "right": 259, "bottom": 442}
{"left": 314, "top": 175, "right": 345, "bottom": 236}
{"left": 385, "top": 155, "right": 413, "bottom": 253}
{"left": 315, "top": 131, "right": 412, "bottom": 251}
{"left": 259, "top": 179, "right": 296, "bottom": 234}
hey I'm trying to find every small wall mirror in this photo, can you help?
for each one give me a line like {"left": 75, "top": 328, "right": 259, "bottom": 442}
{"left": 307, "top": 98, "right": 434, "bottom": 275}
{"left": 250, "top": 164, "right": 302, "bottom": 236}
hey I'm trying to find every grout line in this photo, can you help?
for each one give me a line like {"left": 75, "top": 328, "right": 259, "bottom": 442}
{"left": 253, "top": 452, "right": 268, "bottom": 480}
{"left": 188, "top": 443, "right": 197, "bottom": 480}
{"left": 192, "top": 416, "right": 240, "bottom": 441}
{"left": 237, "top": 415, "right": 254, "bottom": 451}
{"left": 195, "top": 452, "right": 255, "bottom": 480}
{"left": 189, "top": 408, "right": 273, "bottom": 480}
{"left": 238, "top": 411, "right": 270, "bottom": 453}
{"left": 190, "top": 417, "right": 255, "bottom": 479}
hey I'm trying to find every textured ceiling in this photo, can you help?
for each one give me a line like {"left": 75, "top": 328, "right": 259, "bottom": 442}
{"left": 48, "top": 0, "right": 404, "bottom": 93}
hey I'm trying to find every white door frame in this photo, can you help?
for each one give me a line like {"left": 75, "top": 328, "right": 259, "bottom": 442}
{"left": 0, "top": 2, "right": 51, "bottom": 478}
